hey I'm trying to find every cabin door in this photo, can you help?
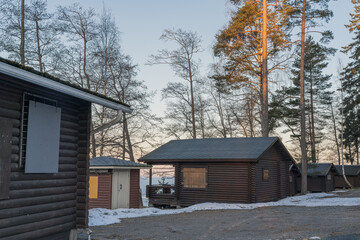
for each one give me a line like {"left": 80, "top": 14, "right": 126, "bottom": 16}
{"left": 112, "top": 170, "right": 130, "bottom": 209}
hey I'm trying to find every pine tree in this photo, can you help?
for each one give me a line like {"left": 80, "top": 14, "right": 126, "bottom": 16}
{"left": 214, "top": 0, "right": 293, "bottom": 137}
{"left": 270, "top": 36, "right": 335, "bottom": 162}
{"left": 341, "top": 5, "right": 360, "bottom": 165}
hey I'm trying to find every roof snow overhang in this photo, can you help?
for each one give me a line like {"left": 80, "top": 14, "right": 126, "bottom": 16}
{"left": 0, "top": 59, "right": 132, "bottom": 113}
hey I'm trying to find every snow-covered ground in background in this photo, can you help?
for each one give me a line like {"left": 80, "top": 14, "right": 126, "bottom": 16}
{"left": 89, "top": 190, "right": 360, "bottom": 226}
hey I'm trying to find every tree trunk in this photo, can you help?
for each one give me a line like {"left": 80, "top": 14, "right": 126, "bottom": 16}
{"left": 35, "top": 19, "right": 43, "bottom": 72}
{"left": 124, "top": 114, "right": 135, "bottom": 162}
{"left": 349, "top": 144, "right": 353, "bottom": 165}
{"left": 356, "top": 139, "right": 359, "bottom": 165}
{"left": 309, "top": 63, "right": 316, "bottom": 163}
{"left": 330, "top": 104, "right": 341, "bottom": 165}
{"left": 188, "top": 59, "right": 196, "bottom": 139}
{"left": 83, "top": 39, "right": 91, "bottom": 89}
{"left": 300, "top": 0, "right": 308, "bottom": 195}
{"left": 90, "top": 122, "right": 96, "bottom": 158}
{"left": 261, "top": 0, "right": 269, "bottom": 137}
{"left": 20, "top": 0, "right": 25, "bottom": 65}
{"left": 340, "top": 69, "right": 352, "bottom": 187}
{"left": 122, "top": 113, "right": 126, "bottom": 160}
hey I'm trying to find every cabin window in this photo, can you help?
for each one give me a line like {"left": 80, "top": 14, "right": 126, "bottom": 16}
{"left": 327, "top": 174, "right": 331, "bottom": 180}
{"left": 21, "top": 95, "right": 61, "bottom": 173}
{"left": 89, "top": 176, "right": 99, "bottom": 199}
{"left": 263, "top": 169, "right": 269, "bottom": 180}
{"left": 182, "top": 168, "right": 207, "bottom": 189}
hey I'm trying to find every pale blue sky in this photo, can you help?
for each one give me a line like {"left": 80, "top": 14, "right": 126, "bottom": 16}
{"left": 46, "top": 0, "right": 355, "bottom": 116}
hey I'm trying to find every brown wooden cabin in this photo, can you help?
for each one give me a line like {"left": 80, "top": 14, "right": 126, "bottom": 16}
{"left": 334, "top": 165, "right": 360, "bottom": 188}
{"left": 139, "top": 137, "right": 298, "bottom": 207}
{"left": 297, "top": 163, "right": 339, "bottom": 193}
{"left": 89, "top": 156, "right": 151, "bottom": 209}
{"left": 0, "top": 58, "right": 132, "bottom": 240}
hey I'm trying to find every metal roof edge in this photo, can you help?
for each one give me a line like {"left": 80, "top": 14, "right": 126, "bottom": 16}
{"left": 0, "top": 61, "right": 133, "bottom": 113}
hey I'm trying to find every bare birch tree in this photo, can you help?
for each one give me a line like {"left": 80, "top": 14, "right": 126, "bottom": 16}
{"left": 147, "top": 29, "right": 202, "bottom": 139}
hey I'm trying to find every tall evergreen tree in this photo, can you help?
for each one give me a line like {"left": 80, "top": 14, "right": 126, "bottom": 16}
{"left": 270, "top": 36, "right": 335, "bottom": 162}
{"left": 341, "top": 5, "right": 360, "bottom": 165}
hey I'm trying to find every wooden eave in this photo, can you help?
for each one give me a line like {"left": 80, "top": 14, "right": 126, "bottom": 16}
{"left": 140, "top": 158, "right": 258, "bottom": 164}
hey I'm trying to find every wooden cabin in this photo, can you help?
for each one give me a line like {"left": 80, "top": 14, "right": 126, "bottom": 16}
{"left": 89, "top": 156, "right": 151, "bottom": 209}
{"left": 0, "top": 58, "right": 132, "bottom": 239}
{"left": 299, "top": 163, "right": 339, "bottom": 193}
{"left": 334, "top": 165, "right": 360, "bottom": 188}
{"left": 139, "top": 137, "right": 298, "bottom": 207}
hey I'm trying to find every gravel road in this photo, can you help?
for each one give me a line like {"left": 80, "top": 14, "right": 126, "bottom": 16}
{"left": 91, "top": 189, "right": 360, "bottom": 240}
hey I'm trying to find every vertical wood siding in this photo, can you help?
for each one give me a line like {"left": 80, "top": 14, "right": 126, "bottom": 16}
{"left": 0, "top": 76, "right": 90, "bottom": 239}
{"left": 89, "top": 173, "right": 112, "bottom": 209}
{"left": 307, "top": 177, "right": 325, "bottom": 192}
{"left": 255, "top": 145, "right": 291, "bottom": 202}
{"left": 129, "top": 169, "right": 140, "bottom": 208}
{"left": 335, "top": 175, "right": 360, "bottom": 188}
{"left": 178, "top": 163, "right": 249, "bottom": 206}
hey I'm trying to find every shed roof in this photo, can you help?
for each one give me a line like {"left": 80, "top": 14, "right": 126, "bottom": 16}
{"left": 0, "top": 57, "right": 132, "bottom": 112}
{"left": 90, "top": 156, "right": 150, "bottom": 169}
{"left": 335, "top": 165, "right": 360, "bottom": 176}
{"left": 306, "top": 163, "right": 339, "bottom": 177}
{"left": 139, "top": 137, "right": 293, "bottom": 163}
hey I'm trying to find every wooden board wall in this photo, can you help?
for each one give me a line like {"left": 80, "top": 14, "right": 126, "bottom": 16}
{"left": 89, "top": 173, "right": 112, "bottom": 209}
{"left": 177, "top": 163, "right": 249, "bottom": 206}
{"left": 335, "top": 175, "right": 360, "bottom": 188}
{"left": 0, "top": 75, "right": 90, "bottom": 240}
{"left": 129, "top": 169, "right": 140, "bottom": 208}
{"left": 255, "top": 145, "right": 291, "bottom": 202}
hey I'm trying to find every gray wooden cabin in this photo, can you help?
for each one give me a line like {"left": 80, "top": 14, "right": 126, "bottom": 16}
{"left": 140, "top": 137, "right": 298, "bottom": 207}
{"left": 0, "top": 58, "right": 132, "bottom": 240}
{"left": 334, "top": 165, "right": 360, "bottom": 188}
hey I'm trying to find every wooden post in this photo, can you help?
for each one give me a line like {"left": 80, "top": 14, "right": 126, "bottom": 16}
{"left": 175, "top": 163, "right": 180, "bottom": 207}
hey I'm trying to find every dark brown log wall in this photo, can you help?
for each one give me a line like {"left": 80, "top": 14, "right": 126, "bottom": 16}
{"left": 307, "top": 177, "right": 325, "bottom": 192}
{"left": 255, "top": 146, "right": 290, "bottom": 202}
{"left": 325, "top": 171, "right": 335, "bottom": 192}
{"left": 178, "top": 163, "right": 249, "bottom": 206}
{"left": 129, "top": 169, "right": 140, "bottom": 208}
{"left": 335, "top": 175, "right": 360, "bottom": 188}
{"left": 89, "top": 172, "right": 112, "bottom": 209}
{"left": 0, "top": 75, "right": 90, "bottom": 239}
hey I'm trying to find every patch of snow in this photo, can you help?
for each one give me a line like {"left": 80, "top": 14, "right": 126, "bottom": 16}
{"left": 309, "top": 237, "right": 321, "bottom": 240}
{"left": 89, "top": 191, "right": 360, "bottom": 226}
{"left": 332, "top": 190, "right": 348, "bottom": 193}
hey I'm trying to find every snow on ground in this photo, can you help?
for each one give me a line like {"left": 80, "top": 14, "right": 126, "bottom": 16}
{"left": 332, "top": 190, "right": 349, "bottom": 193}
{"left": 88, "top": 192, "right": 360, "bottom": 226}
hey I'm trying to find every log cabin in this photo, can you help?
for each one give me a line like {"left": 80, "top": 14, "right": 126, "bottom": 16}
{"left": 89, "top": 156, "right": 151, "bottom": 209}
{"left": 0, "top": 58, "right": 132, "bottom": 240}
{"left": 334, "top": 165, "right": 360, "bottom": 188}
{"left": 297, "top": 163, "right": 339, "bottom": 193}
{"left": 139, "top": 137, "right": 298, "bottom": 207}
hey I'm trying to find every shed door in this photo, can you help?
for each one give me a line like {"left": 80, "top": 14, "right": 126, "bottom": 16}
{"left": 112, "top": 170, "right": 130, "bottom": 209}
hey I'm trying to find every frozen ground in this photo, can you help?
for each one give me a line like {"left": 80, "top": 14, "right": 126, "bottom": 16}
{"left": 91, "top": 189, "right": 360, "bottom": 240}
{"left": 89, "top": 190, "right": 360, "bottom": 227}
